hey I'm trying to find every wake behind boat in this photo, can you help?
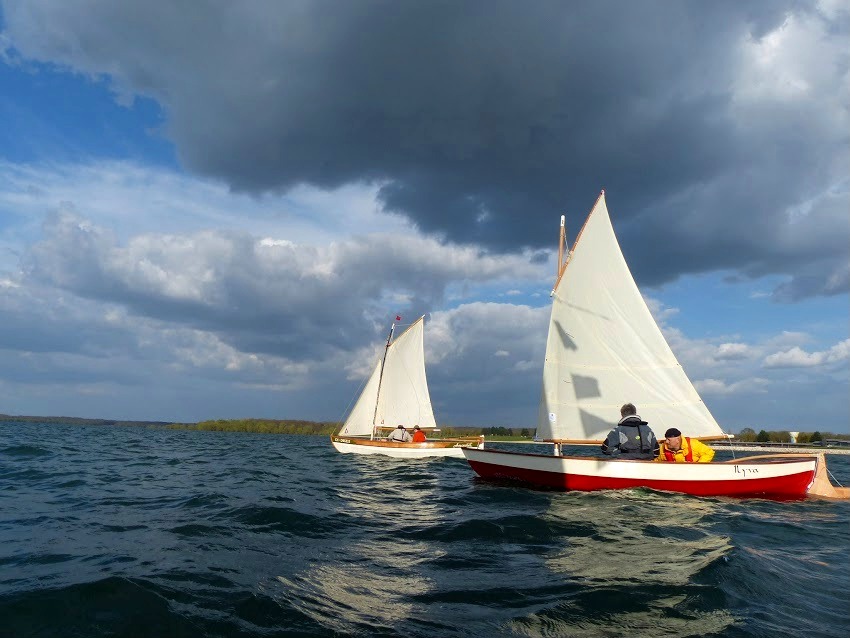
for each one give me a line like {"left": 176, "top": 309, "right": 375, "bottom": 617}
{"left": 331, "top": 315, "right": 481, "bottom": 458}
{"left": 463, "top": 192, "right": 848, "bottom": 499}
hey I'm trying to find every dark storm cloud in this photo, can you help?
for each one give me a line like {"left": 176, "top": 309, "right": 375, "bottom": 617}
{"left": 3, "top": 0, "right": 847, "bottom": 298}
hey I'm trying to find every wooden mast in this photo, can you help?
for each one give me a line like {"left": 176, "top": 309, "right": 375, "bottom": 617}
{"left": 557, "top": 215, "right": 565, "bottom": 280}
{"left": 370, "top": 319, "right": 396, "bottom": 440}
{"left": 551, "top": 215, "right": 568, "bottom": 455}
{"left": 552, "top": 215, "right": 568, "bottom": 297}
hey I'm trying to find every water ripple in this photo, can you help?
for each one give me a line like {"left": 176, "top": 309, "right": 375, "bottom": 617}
{"left": 1, "top": 421, "right": 848, "bottom": 637}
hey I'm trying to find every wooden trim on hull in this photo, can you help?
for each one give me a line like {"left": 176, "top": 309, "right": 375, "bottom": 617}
{"left": 330, "top": 435, "right": 478, "bottom": 459}
{"left": 462, "top": 449, "right": 817, "bottom": 499}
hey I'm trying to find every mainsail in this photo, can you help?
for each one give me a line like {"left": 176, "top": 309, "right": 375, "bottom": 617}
{"left": 339, "top": 316, "right": 437, "bottom": 437}
{"left": 536, "top": 192, "right": 724, "bottom": 442}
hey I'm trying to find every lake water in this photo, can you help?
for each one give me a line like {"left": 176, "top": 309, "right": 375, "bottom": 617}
{"left": 2, "top": 420, "right": 849, "bottom": 637}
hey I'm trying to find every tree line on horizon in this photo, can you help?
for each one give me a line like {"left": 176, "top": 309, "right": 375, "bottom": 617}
{"left": 0, "top": 414, "right": 170, "bottom": 427}
{"left": 176, "top": 419, "right": 340, "bottom": 435}
{"left": 178, "top": 422, "right": 850, "bottom": 443}
{"left": 180, "top": 421, "right": 532, "bottom": 437}
{"left": 734, "top": 428, "right": 849, "bottom": 443}
{"left": 2, "top": 415, "right": 848, "bottom": 442}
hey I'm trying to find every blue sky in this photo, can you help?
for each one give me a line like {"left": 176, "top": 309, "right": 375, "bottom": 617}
{"left": 0, "top": 57, "right": 171, "bottom": 165}
{"left": 0, "top": 1, "right": 847, "bottom": 433}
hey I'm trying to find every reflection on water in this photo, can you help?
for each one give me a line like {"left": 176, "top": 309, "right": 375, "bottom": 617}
{"left": 274, "top": 540, "right": 435, "bottom": 632}
{"left": 544, "top": 491, "right": 731, "bottom": 584}
{"left": 503, "top": 490, "right": 738, "bottom": 637}
{"left": 333, "top": 456, "right": 448, "bottom": 525}
{"left": 278, "top": 454, "right": 451, "bottom": 632}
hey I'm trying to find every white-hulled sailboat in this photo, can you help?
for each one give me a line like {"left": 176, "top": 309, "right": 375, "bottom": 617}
{"left": 331, "top": 315, "right": 482, "bottom": 458}
{"left": 462, "top": 191, "right": 848, "bottom": 499}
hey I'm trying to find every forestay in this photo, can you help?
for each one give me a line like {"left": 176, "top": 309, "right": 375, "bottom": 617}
{"left": 338, "top": 316, "right": 437, "bottom": 437}
{"left": 536, "top": 192, "right": 724, "bottom": 442}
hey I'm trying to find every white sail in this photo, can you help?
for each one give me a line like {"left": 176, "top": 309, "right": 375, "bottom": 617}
{"left": 338, "top": 360, "right": 382, "bottom": 437}
{"left": 537, "top": 192, "right": 724, "bottom": 442}
{"left": 375, "top": 317, "right": 437, "bottom": 430}
{"left": 338, "top": 316, "right": 437, "bottom": 437}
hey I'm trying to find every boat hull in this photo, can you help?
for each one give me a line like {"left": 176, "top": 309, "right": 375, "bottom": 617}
{"left": 331, "top": 435, "right": 478, "bottom": 459}
{"left": 462, "top": 448, "right": 817, "bottom": 498}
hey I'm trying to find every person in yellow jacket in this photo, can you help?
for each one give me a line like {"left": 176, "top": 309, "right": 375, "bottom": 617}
{"left": 656, "top": 428, "right": 715, "bottom": 463}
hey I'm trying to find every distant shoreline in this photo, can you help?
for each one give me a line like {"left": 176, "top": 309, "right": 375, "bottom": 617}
{"left": 0, "top": 415, "right": 491, "bottom": 438}
{"left": 0, "top": 415, "right": 341, "bottom": 435}
{"left": 719, "top": 444, "right": 850, "bottom": 455}
{"left": 2, "top": 416, "right": 847, "bottom": 447}
{"left": 0, "top": 414, "right": 173, "bottom": 427}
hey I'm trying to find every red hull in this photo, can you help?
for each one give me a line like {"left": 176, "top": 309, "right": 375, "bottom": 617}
{"left": 465, "top": 450, "right": 816, "bottom": 499}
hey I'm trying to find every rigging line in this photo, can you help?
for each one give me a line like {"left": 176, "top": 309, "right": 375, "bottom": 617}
{"left": 827, "top": 465, "right": 846, "bottom": 488}
{"left": 720, "top": 431, "right": 737, "bottom": 460}
{"left": 372, "top": 321, "right": 396, "bottom": 434}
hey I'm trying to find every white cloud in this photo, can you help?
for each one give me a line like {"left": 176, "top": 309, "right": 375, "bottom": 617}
{"left": 763, "top": 347, "right": 820, "bottom": 368}
{"left": 644, "top": 295, "right": 680, "bottom": 327}
{"left": 732, "top": 9, "right": 848, "bottom": 132}
{"left": 694, "top": 377, "right": 769, "bottom": 395}
{"left": 19, "top": 209, "right": 546, "bottom": 358}
{"left": 764, "top": 331, "right": 811, "bottom": 349}
{"left": 762, "top": 339, "right": 850, "bottom": 368}
{"left": 817, "top": 0, "right": 850, "bottom": 20}
{"left": 749, "top": 290, "right": 771, "bottom": 299}
{"left": 0, "top": 159, "right": 414, "bottom": 271}
{"left": 657, "top": 310, "right": 846, "bottom": 432}
{"left": 715, "top": 343, "right": 752, "bottom": 360}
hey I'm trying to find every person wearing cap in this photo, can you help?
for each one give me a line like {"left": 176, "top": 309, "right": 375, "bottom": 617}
{"left": 411, "top": 425, "right": 427, "bottom": 443}
{"left": 387, "top": 424, "right": 412, "bottom": 443}
{"left": 601, "top": 403, "right": 659, "bottom": 460}
{"left": 656, "top": 428, "right": 715, "bottom": 463}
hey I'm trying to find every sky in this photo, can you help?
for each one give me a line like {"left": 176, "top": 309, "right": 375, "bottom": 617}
{"left": 0, "top": 0, "right": 847, "bottom": 433}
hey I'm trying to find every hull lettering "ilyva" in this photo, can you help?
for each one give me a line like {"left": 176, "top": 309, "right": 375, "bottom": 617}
{"left": 733, "top": 465, "right": 759, "bottom": 477}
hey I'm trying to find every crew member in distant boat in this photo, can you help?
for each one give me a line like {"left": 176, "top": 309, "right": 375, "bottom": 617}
{"left": 412, "top": 425, "right": 427, "bottom": 442}
{"left": 387, "top": 425, "right": 412, "bottom": 443}
{"left": 656, "top": 428, "right": 715, "bottom": 463}
{"left": 601, "top": 403, "right": 660, "bottom": 459}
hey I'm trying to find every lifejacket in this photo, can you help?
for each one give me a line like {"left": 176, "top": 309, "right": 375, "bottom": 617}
{"left": 619, "top": 417, "right": 655, "bottom": 456}
{"left": 664, "top": 437, "right": 693, "bottom": 462}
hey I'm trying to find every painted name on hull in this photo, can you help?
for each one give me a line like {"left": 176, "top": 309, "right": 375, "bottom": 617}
{"left": 734, "top": 465, "right": 759, "bottom": 477}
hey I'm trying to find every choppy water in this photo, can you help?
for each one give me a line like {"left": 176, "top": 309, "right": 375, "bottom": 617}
{"left": 1, "top": 421, "right": 849, "bottom": 638}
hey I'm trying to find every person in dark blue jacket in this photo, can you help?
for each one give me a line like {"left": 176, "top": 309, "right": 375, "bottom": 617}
{"left": 601, "top": 403, "right": 659, "bottom": 460}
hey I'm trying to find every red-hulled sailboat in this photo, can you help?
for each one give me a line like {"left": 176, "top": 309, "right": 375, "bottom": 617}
{"left": 462, "top": 192, "right": 848, "bottom": 500}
